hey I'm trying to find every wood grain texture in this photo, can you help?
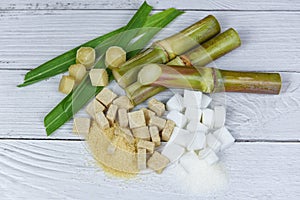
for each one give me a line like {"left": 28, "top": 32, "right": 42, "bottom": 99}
{"left": 1, "top": 70, "right": 299, "bottom": 140}
{"left": 0, "top": 0, "right": 300, "bottom": 10}
{"left": 0, "top": 10, "right": 300, "bottom": 72}
{"left": 0, "top": 140, "right": 299, "bottom": 199}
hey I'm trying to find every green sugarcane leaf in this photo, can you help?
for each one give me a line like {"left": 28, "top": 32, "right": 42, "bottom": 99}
{"left": 44, "top": 7, "right": 183, "bottom": 136}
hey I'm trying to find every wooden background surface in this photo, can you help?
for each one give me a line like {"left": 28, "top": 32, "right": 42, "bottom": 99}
{"left": 0, "top": 0, "right": 299, "bottom": 199}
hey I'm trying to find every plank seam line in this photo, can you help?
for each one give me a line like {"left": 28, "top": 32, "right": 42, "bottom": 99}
{"left": 1, "top": 8, "right": 300, "bottom": 12}
{"left": 0, "top": 138, "right": 299, "bottom": 143}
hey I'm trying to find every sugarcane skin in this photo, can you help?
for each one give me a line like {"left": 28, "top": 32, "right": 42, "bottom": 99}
{"left": 184, "top": 28, "right": 241, "bottom": 67}
{"left": 220, "top": 70, "right": 282, "bottom": 94}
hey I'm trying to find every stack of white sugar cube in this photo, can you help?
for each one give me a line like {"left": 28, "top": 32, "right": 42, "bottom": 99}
{"left": 162, "top": 89, "right": 235, "bottom": 167}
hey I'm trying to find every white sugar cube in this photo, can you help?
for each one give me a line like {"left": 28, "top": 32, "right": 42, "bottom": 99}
{"left": 179, "top": 151, "right": 199, "bottom": 172}
{"left": 184, "top": 107, "right": 202, "bottom": 121}
{"left": 187, "top": 131, "right": 206, "bottom": 151}
{"left": 198, "top": 148, "right": 219, "bottom": 166}
{"left": 202, "top": 108, "right": 214, "bottom": 129}
{"left": 214, "top": 106, "right": 226, "bottom": 129}
{"left": 186, "top": 120, "right": 209, "bottom": 133}
{"left": 206, "top": 133, "right": 221, "bottom": 152}
{"left": 213, "top": 127, "right": 235, "bottom": 150}
{"left": 172, "top": 129, "right": 195, "bottom": 148}
{"left": 166, "top": 93, "right": 185, "bottom": 112}
{"left": 161, "top": 143, "right": 185, "bottom": 163}
{"left": 201, "top": 94, "right": 212, "bottom": 108}
{"left": 183, "top": 90, "right": 202, "bottom": 108}
{"left": 166, "top": 110, "right": 188, "bottom": 128}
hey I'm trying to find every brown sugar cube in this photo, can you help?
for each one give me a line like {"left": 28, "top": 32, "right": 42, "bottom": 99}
{"left": 128, "top": 110, "right": 146, "bottom": 129}
{"left": 132, "top": 126, "right": 150, "bottom": 141}
{"left": 149, "top": 115, "right": 166, "bottom": 131}
{"left": 85, "top": 99, "right": 105, "bottom": 118}
{"left": 137, "top": 140, "right": 155, "bottom": 154}
{"left": 96, "top": 88, "right": 118, "bottom": 107}
{"left": 113, "top": 96, "right": 134, "bottom": 110}
{"left": 147, "top": 151, "right": 170, "bottom": 174}
{"left": 106, "top": 104, "right": 118, "bottom": 124}
{"left": 95, "top": 112, "right": 110, "bottom": 130}
{"left": 141, "top": 108, "right": 155, "bottom": 125}
{"left": 137, "top": 148, "right": 147, "bottom": 170}
{"left": 117, "top": 108, "right": 128, "bottom": 128}
{"left": 72, "top": 118, "right": 90, "bottom": 135}
{"left": 161, "top": 120, "right": 176, "bottom": 141}
{"left": 114, "top": 127, "right": 134, "bottom": 144}
{"left": 148, "top": 98, "right": 165, "bottom": 116}
{"left": 149, "top": 126, "right": 161, "bottom": 146}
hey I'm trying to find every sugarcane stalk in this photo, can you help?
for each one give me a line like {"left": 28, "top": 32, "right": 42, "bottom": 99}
{"left": 115, "top": 15, "right": 221, "bottom": 88}
{"left": 137, "top": 64, "right": 281, "bottom": 94}
{"left": 127, "top": 28, "right": 241, "bottom": 104}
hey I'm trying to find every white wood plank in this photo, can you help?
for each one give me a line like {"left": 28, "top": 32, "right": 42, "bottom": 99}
{"left": 0, "top": 70, "right": 299, "bottom": 140}
{"left": 0, "top": 10, "right": 300, "bottom": 72}
{"left": 0, "top": 0, "right": 300, "bottom": 10}
{"left": 0, "top": 140, "right": 299, "bottom": 199}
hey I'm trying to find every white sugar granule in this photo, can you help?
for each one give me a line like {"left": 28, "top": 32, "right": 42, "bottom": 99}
{"left": 168, "top": 152, "right": 228, "bottom": 194}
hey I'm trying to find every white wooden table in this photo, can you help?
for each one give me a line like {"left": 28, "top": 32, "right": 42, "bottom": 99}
{"left": 1, "top": 1, "right": 300, "bottom": 199}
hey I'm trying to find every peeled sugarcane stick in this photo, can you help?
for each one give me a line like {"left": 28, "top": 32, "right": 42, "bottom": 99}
{"left": 127, "top": 28, "right": 241, "bottom": 104}
{"left": 114, "top": 15, "right": 221, "bottom": 88}
{"left": 137, "top": 64, "right": 281, "bottom": 94}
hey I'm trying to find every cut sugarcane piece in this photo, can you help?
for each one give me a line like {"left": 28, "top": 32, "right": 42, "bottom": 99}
{"left": 113, "top": 96, "right": 134, "bottom": 110}
{"left": 161, "top": 143, "right": 185, "bottom": 163}
{"left": 166, "top": 93, "right": 184, "bottom": 112}
{"left": 198, "top": 148, "right": 219, "bottom": 166}
{"left": 201, "top": 94, "right": 212, "bottom": 108}
{"left": 138, "top": 64, "right": 162, "bottom": 85}
{"left": 202, "top": 108, "right": 215, "bottom": 129}
{"left": 186, "top": 120, "right": 209, "bottom": 133}
{"left": 116, "top": 15, "right": 221, "bottom": 88}
{"left": 85, "top": 99, "right": 106, "bottom": 118}
{"left": 105, "top": 46, "right": 126, "bottom": 69}
{"left": 72, "top": 118, "right": 90, "bottom": 135}
{"left": 147, "top": 151, "right": 170, "bottom": 174}
{"left": 187, "top": 131, "right": 206, "bottom": 151}
{"left": 96, "top": 88, "right": 118, "bottom": 107}
{"left": 59, "top": 75, "right": 75, "bottom": 94}
{"left": 68, "top": 64, "right": 86, "bottom": 83}
{"left": 148, "top": 98, "right": 165, "bottom": 116}
{"left": 76, "top": 47, "right": 96, "bottom": 69}
{"left": 185, "top": 107, "right": 202, "bottom": 122}
{"left": 183, "top": 90, "right": 202, "bottom": 108}
{"left": 206, "top": 133, "right": 221, "bottom": 152}
{"left": 136, "top": 64, "right": 282, "bottom": 95}
{"left": 166, "top": 110, "right": 188, "bottom": 128}
{"left": 89, "top": 69, "right": 109, "bottom": 87}
{"left": 214, "top": 106, "right": 226, "bottom": 129}
{"left": 213, "top": 127, "right": 235, "bottom": 150}
{"left": 161, "top": 120, "right": 176, "bottom": 141}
